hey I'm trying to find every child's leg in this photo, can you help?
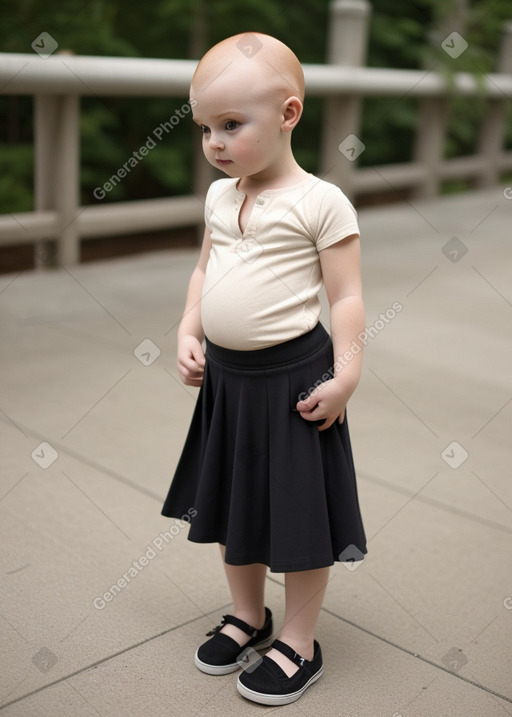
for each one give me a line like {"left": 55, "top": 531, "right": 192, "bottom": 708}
{"left": 266, "top": 566, "right": 330, "bottom": 677}
{"left": 218, "top": 544, "right": 268, "bottom": 645}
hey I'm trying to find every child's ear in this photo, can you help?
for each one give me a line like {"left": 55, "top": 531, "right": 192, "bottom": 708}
{"left": 281, "top": 96, "right": 303, "bottom": 131}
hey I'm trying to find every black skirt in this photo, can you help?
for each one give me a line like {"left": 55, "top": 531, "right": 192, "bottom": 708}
{"left": 161, "top": 323, "right": 367, "bottom": 573}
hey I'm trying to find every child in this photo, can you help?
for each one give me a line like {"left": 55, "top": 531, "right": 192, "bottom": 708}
{"left": 161, "top": 32, "right": 367, "bottom": 706}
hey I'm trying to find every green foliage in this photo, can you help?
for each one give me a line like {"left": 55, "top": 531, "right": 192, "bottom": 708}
{"left": 0, "top": 143, "right": 33, "bottom": 212}
{"left": 79, "top": 96, "right": 194, "bottom": 202}
{"left": 1, "top": 0, "right": 138, "bottom": 56}
{"left": 144, "top": 140, "right": 194, "bottom": 195}
{"left": 423, "top": 1, "right": 512, "bottom": 159}
{"left": 369, "top": 5, "right": 435, "bottom": 70}
{"left": 1, "top": 0, "right": 512, "bottom": 214}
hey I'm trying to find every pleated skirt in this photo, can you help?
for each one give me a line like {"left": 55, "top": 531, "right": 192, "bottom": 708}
{"left": 161, "top": 322, "right": 367, "bottom": 573}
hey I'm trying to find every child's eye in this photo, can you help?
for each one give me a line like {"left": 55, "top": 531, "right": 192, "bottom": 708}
{"left": 225, "top": 120, "right": 240, "bottom": 131}
{"left": 200, "top": 125, "right": 210, "bottom": 134}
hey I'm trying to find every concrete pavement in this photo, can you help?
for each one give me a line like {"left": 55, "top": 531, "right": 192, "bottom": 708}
{"left": 1, "top": 185, "right": 511, "bottom": 716}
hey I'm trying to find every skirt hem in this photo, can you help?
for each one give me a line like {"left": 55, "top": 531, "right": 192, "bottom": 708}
{"left": 158, "top": 517, "right": 367, "bottom": 572}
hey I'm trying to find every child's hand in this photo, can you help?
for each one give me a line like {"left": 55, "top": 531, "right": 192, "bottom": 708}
{"left": 295, "top": 379, "right": 349, "bottom": 431}
{"left": 177, "top": 335, "right": 205, "bottom": 387}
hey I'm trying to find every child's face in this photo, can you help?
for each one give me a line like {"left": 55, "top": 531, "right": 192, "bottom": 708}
{"left": 191, "top": 72, "right": 287, "bottom": 182}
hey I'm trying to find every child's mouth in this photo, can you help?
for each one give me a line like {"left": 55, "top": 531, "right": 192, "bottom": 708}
{"left": 216, "top": 159, "right": 232, "bottom": 166}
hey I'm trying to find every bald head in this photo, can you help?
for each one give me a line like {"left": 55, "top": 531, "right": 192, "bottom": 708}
{"left": 191, "top": 33, "right": 305, "bottom": 103}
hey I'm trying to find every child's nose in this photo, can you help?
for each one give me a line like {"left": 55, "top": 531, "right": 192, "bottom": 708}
{"left": 208, "top": 134, "right": 225, "bottom": 150}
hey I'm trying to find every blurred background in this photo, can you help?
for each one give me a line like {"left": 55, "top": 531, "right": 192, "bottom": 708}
{"left": 1, "top": 0, "right": 512, "bottom": 271}
{"left": 1, "top": 5, "right": 512, "bottom": 713}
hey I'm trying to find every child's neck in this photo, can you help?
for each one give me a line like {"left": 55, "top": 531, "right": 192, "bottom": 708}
{"left": 237, "top": 155, "right": 309, "bottom": 194}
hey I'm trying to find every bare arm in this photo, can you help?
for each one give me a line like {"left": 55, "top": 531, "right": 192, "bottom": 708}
{"left": 177, "top": 227, "right": 212, "bottom": 386}
{"left": 296, "top": 233, "right": 364, "bottom": 430}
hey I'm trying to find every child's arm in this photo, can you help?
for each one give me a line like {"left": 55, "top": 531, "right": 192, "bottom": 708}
{"left": 177, "top": 227, "right": 212, "bottom": 387}
{"left": 296, "top": 233, "right": 364, "bottom": 431}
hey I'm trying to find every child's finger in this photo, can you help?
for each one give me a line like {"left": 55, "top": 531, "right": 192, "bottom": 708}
{"left": 179, "top": 353, "right": 204, "bottom": 374}
{"left": 178, "top": 363, "right": 203, "bottom": 385}
{"left": 295, "top": 393, "right": 318, "bottom": 413}
{"left": 184, "top": 376, "right": 203, "bottom": 387}
{"left": 295, "top": 403, "right": 321, "bottom": 421}
{"left": 191, "top": 346, "right": 206, "bottom": 368}
{"left": 317, "top": 416, "right": 337, "bottom": 431}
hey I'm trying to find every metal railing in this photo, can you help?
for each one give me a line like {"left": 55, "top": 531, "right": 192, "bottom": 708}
{"left": 1, "top": 0, "right": 511, "bottom": 266}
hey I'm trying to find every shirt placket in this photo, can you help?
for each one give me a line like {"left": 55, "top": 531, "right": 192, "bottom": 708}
{"left": 242, "top": 196, "right": 266, "bottom": 240}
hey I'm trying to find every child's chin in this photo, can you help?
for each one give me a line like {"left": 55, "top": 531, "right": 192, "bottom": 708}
{"left": 220, "top": 166, "right": 241, "bottom": 178}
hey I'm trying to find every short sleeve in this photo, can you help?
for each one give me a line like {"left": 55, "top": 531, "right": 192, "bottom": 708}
{"left": 314, "top": 185, "right": 359, "bottom": 252}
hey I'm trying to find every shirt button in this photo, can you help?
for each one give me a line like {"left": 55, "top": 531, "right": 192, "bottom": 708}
{"left": 255, "top": 198, "right": 265, "bottom": 206}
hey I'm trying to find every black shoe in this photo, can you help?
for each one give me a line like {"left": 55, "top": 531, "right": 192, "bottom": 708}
{"left": 194, "top": 607, "right": 273, "bottom": 675}
{"left": 237, "top": 638, "right": 323, "bottom": 705}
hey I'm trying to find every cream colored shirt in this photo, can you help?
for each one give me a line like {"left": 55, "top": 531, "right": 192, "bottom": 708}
{"left": 201, "top": 174, "right": 359, "bottom": 350}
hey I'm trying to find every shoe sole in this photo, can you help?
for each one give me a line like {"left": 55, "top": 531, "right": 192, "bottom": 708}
{"left": 194, "top": 635, "right": 274, "bottom": 676}
{"left": 236, "top": 666, "right": 324, "bottom": 705}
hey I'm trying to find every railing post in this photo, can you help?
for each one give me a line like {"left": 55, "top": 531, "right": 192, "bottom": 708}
{"left": 475, "top": 20, "right": 512, "bottom": 188}
{"left": 413, "top": 97, "right": 449, "bottom": 198}
{"left": 34, "top": 93, "right": 80, "bottom": 266}
{"left": 320, "top": 0, "right": 371, "bottom": 198}
{"left": 55, "top": 94, "right": 80, "bottom": 265}
{"left": 34, "top": 95, "right": 59, "bottom": 268}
